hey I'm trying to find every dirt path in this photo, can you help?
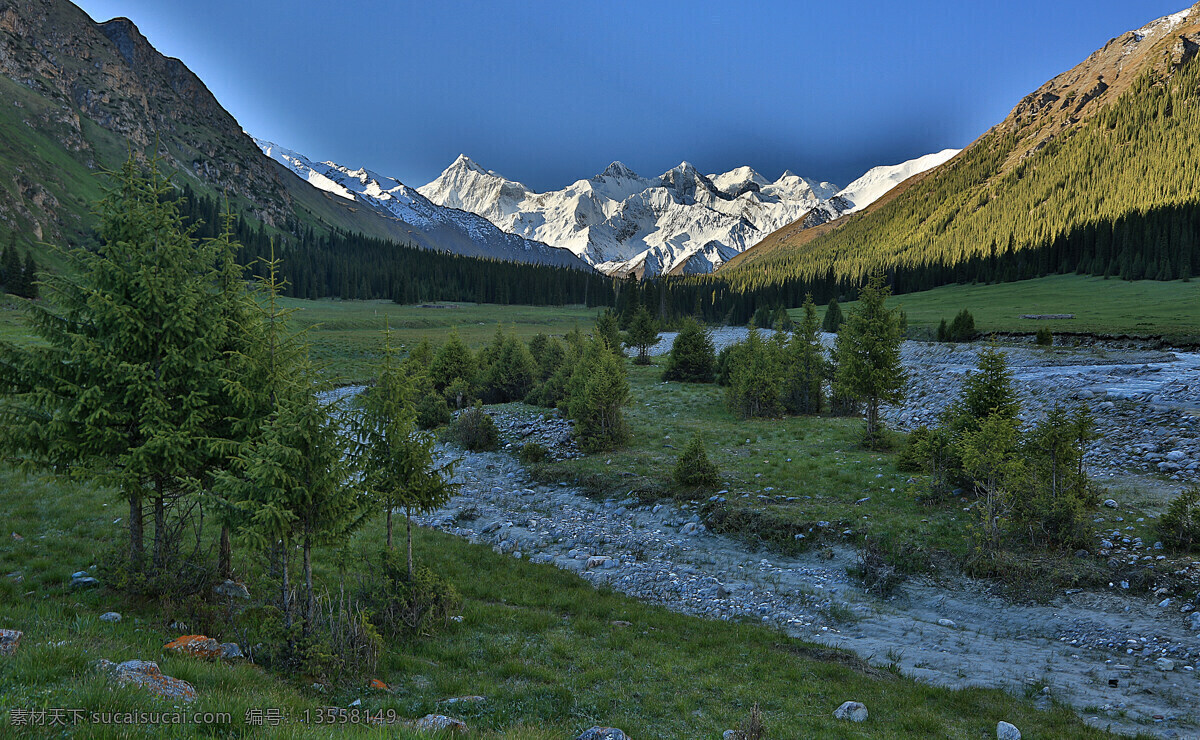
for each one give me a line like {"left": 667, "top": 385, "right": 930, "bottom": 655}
{"left": 420, "top": 448, "right": 1200, "bottom": 738}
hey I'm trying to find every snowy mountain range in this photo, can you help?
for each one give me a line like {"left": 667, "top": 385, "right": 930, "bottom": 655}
{"left": 418, "top": 150, "right": 959, "bottom": 277}
{"left": 254, "top": 140, "right": 588, "bottom": 270}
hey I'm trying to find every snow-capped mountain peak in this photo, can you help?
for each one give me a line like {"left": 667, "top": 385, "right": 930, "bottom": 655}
{"left": 416, "top": 148, "right": 958, "bottom": 277}
{"left": 254, "top": 138, "right": 585, "bottom": 269}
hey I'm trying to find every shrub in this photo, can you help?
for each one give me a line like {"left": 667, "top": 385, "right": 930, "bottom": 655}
{"left": 1159, "top": 486, "right": 1200, "bottom": 551}
{"left": 1035, "top": 327, "right": 1053, "bottom": 346}
{"left": 410, "top": 373, "right": 452, "bottom": 428}
{"left": 662, "top": 318, "right": 716, "bottom": 383}
{"left": 940, "top": 309, "right": 977, "bottom": 342}
{"left": 359, "top": 549, "right": 460, "bottom": 638}
{"left": 518, "top": 442, "right": 549, "bottom": 464}
{"left": 446, "top": 405, "right": 499, "bottom": 451}
{"left": 672, "top": 436, "right": 720, "bottom": 488}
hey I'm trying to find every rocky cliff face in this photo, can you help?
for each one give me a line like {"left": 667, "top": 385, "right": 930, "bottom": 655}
{"left": 0, "top": 0, "right": 289, "bottom": 242}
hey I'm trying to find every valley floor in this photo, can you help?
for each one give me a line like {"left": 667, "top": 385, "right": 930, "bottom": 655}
{"left": 420, "top": 438, "right": 1198, "bottom": 739}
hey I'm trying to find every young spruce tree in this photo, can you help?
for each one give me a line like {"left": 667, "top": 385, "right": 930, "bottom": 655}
{"left": 833, "top": 274, "right": 906, "bottom": 446}
{"left": 356, "top": 327, "right": 456, "bottom": 577}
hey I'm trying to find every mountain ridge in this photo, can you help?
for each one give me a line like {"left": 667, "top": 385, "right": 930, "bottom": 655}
{"left": 416, "top": 151, "right": 956, "bottom": 278}
{"left": 721, "top": 4, "right": 1200, "bottom": 280}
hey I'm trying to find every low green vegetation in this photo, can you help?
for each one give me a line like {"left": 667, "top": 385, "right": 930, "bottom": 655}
{"left": 819, "top": 274, "right": 1200, "bottom": 341}
{"left": 0, "top": 467, "right": 1115, "bottom": 739}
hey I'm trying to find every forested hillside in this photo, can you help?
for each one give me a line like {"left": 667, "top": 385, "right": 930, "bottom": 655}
{"left": 686, "top": 6, "right": 1200, "bottom": 315}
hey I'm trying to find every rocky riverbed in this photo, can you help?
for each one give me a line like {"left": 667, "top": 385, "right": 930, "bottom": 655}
{"left": 419, "top": 445, "right": 1200, "bottom": 738}
{"left": 644, "top": 330, "right": 1200, "bottom": 485}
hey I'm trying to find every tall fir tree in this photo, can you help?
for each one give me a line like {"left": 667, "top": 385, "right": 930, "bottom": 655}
{"left": 0, "top": 158, "right": 237, "bottom": 572}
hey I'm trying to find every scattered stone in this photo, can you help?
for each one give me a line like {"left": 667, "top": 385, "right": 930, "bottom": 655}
{"left": 97, "top": 659, "right": 197, "bottom": 702}
{"left": 99, "top": 612, "right": 121, "bottom": 623}
{"left": 10, "top": 532, "right": 23, "bottom": 541}
{"left": 937, "top": 618, "right": 957, "bottom": 628}
{"left": 723, "top": 731, "right": 739, "bottom": 740}
{"left": 1155, "top": 657, "right": 1175, "bottom": 672}
{"left": 1103, "top": 499, "right": 1119, "bottom": 509}
{"left": 1189, "top": 612, "right": 1200, "bottom": 631}
{"left": 213, "top": 579, "right": 250, "bottom": 600}
{"left": 575, "top": 728, "right": 629, "bottom": 740}
{"left": 164, "top": 635, "right": 223, "bottom": 659}
{"left": 834, "top": 701, "right": 868, "bottom": 722}
{"left": 439, "top": 696, "right": 485, "bottom": 705}
{"left": 219, "top": 642, "right": 243, "bottom": 660}
{"left": 412, "top": 714, "right": 468, "bottom": 733}
{"left": 0, "top": 629, "right": 22, "bottom": 656}
{"left": 611, "top": 620, "right": 632, "bottom": 627}
{"left": 70, "top": 571, "right": 99, "bottom": 588}
{"left": 997, "top": 720, "right": 1022, "bottom": 740}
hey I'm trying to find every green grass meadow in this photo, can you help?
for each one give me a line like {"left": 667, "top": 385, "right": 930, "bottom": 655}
{"left": 815, "top": 274, "right": 1200, "bottom": 341}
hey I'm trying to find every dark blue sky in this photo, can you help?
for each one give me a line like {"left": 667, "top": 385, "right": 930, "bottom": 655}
{"left": 74, "top": 0, "right": 1188, "bottom": 191}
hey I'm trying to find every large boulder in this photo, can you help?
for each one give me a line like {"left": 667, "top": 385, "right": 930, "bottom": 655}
{"left": 97, "top": 659, "right": 197, "bottom": 702}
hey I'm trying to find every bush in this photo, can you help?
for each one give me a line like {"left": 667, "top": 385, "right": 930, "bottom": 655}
{"left": 416, "top": 389, "right": 452, "bottom": 429}
{"left": 939, "top": 309, "right": 977, "bottom": 342}
{"left": 359, "top": 549, "right": 460, "bottom": 638}
{"left": 518, "top": 442, "right": 548, "bottom": 464}
{"left": 662, "top": 318, "right": 716, "bottom": 383}
{"left": 672, "top": 436, "right": 720, "bottom": 488}
{"left": 446, "top": 405, "right": 499, "bottom": 451}
{"left": 1035, "top": 327, "right": 1053, "bottom": 346}
{"left": 565, "top": 337, "right": 630, "bottom": 452}
{"left": 1159, "top": 486, "right": 1200, "bottom": 551}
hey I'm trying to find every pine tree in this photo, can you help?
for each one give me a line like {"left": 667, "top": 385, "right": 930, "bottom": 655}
{"left": 833, "top": 274, "right": 906, "bottom": 445}
{"left": 355, "top": 327, "right": 456, "bottom": 577}
{"left": 785, "top": 293, "right": 826, "bottom": 414}
{"left": 565, "top": 336, "right": 630, "bottom": 451}
{"left": 0, "top": 158, "right": 238, "bottom": 572}
{"left": 430, "top": 328, "right": 476, "bottom": 404}
{"left": 624, "top": 305, "right": 660, "bottom": 365}
{"left": 822, "top": 298, "right": 844, "bottom": 333}
{"left": 480, "top": 326, "right": 537, "bottom": 403}
{"left": 1, "top": 242, "right": 20, "bottom": 295}
{"left": 661, "top": 318, "right": 716, "bottom": 383}
{"left": 18, "top": 253, "right": 38, "bottom": 299}
{"left": 216, "top": 253, "right": 368, "bottom": 635}
{"left": 594, "top": 309, "right": 624, "bottom": 357}
{"left": 672, "top": 435, "right": 720, "bottom": 488}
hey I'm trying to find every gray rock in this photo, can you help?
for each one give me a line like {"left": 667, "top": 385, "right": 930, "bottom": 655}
{"left": 1155, "top": 657, "right": 1175, "bottom": 672}
{"left": 0, "top": 629, "right": 21, "bottom": 656}
{"left": 575, "top": 728, "right": 628, "bottom": 740}
{"left": 997, "top": 720, "right": 1022, "bottom": 740}
{"left": 213, "top": 579, "right": 250, "bottom": 600}
{"left": 1103, "top": 499, "right": 1119, "bottom": 509}
{"left": 833, "top": 700, "right": 868, "bottom": 722}
{"left": 99, "top": 612, "right": 121, "bottom": 623}
{"left": 937, "top": 618, "right": 957, "bottom": 628}
{"left": 412, "top": 714, "right": 467, "bottom": 733}
{"left": 1189, "top": 612, "right": 1200, "bottom": 631}
{"left": 220, "top": 643, "right": 243, "bottom": 659}
{"left": 71, "top": 575, "right": 99, "bottom": 588}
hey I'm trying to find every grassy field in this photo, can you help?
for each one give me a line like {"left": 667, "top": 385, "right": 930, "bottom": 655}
{"left": 0, "top": 296, "right": 602, "bottom": 384}
{"left": 282, "top": 299, "right": 600, "bottom": 383}
{"left": 0, "top": 466, "right": 1119, "bottom": 739}
{"left": 807, "top": 275, "right": 1200, "bottom": 341}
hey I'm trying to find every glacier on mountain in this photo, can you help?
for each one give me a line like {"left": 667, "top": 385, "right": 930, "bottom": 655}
{"left": 253, "top": 139, "right": 586, "bottom": 269}
{"left": 418, "top": 150, "right": 957, "bottom": 277}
